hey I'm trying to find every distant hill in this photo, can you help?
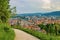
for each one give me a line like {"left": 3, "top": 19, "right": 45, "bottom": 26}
{"left": 16, "top": 11, "right": 60, "bottom": 17}
{"left": 43, "top": 11, "right": 60, "bottom": 16}
{"left": 17, "top": 13, "right": 42, "bottom": 16}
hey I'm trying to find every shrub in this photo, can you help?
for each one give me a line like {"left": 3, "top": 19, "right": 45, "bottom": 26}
{"left": 0, "top": 23, "right": 15, "bottom": 40}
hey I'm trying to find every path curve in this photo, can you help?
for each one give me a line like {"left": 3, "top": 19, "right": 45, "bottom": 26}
{"left": 14, "top": 29, "right": 39, "bottom": 40}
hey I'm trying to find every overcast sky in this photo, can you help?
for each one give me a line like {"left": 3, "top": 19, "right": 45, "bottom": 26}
{"left": 10, "top": 0, "right": 60, "bottom": 14}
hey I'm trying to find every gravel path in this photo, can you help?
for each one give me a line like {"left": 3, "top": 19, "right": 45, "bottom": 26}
{"left": 14, "top": 29, "right": 39, "bottom": 40}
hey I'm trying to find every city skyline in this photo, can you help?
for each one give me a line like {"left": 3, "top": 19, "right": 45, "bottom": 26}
{"left": 10, "top": 0, "right": 60, "bottom": 14}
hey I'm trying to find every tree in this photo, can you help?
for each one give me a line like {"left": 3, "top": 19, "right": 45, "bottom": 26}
{"left": 0, "top": 0, "right": 11, "bottom": 23}
{"left": 54, "top": 23, "right": 60, "bottom": 35}
{"left": 38, "top": 24, "right": 45, "bottom": 29}
{"left": 48, "top": 24, "right": 55, "bottom": 35}
{"left": 11, "top": 7, "right": 16, "bottom": 17}
{"left": 38, "top": 23, "right": 55, "bottom": 35}
{"left": 45, "top": 24, "right": 50, "bottom": 34}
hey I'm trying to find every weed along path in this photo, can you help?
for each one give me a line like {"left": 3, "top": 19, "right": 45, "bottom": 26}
{"left": 14, "top": 29, "right": 39, "bottom": 40}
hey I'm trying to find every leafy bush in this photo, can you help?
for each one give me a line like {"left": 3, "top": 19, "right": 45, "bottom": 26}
{"left": 0, "top": 23, "right": 15, "bottom": 40}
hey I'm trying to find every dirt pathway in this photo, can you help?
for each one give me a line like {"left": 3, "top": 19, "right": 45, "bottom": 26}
{"left": 14, "top": 29, "right": 40, "bottom": 40}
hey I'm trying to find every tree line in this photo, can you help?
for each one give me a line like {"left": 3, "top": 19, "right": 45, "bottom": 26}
{"left": 38, "top": 23, "right": 60, "bottom": 35}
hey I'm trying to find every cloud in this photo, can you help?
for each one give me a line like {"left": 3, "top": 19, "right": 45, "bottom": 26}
{"left": 10, "top": 0, "right": 60, "bottom": 14}
{"left": 10, "top": 0, "right": 43, "bottom": 13}
{"left": 42, "top": 0, "right": 51, "bottom": 9}
{"left": 42, "top": 0, "right": 51, "bottom": 3}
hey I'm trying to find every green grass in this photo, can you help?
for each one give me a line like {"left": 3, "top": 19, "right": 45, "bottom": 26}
{"left": 12, "top": 25, "right": 60, "bottom": 40}
{"left": 0, "top": 23, "right": 15, "bottom": 40}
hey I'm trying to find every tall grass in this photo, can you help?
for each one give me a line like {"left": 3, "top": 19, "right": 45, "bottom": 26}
{"left": 0, "top": 23, "right": 15, "bottom": 40}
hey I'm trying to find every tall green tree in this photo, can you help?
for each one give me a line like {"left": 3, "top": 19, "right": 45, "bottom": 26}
{"left": 54, "top": 23, "right": 60, "bottom": 35}
{"left": 48, "top": 24, "right": 55, "bottom": 35}
{"left": 0, "top": 0, "right": 11, "bottom": 23}
{"left": 38, "top": 24, "right": 45, "bottom": 29}
{"left": 11, "top": 7, "right": 16, "bottom": 17}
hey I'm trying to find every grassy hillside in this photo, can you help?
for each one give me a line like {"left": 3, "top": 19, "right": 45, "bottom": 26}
{"left": 12, "top": 25, "right": 60, "bottom": 40}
